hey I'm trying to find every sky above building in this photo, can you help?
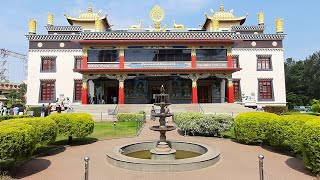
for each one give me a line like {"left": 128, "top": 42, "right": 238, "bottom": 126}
{"left": 0, "top": 0, "right": 319, "bottom": 83}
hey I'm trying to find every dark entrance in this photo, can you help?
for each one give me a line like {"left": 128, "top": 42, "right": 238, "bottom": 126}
{"left": 198, "top": 86, "right": 211, "bottom": 103}
{"left": 106, "top": 87, "right": 118, "bottom": 104}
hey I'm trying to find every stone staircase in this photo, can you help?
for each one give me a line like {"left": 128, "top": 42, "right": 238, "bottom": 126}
{"left": 73, "top": 105, "right": 118, "bottom": 122}
{"left": 199, "top": 103, "right": 255, "bottom": 117}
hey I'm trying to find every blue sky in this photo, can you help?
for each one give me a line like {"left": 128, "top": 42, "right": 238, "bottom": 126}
{"left": 0, "top": 0, "right": 319, "bottom": 83}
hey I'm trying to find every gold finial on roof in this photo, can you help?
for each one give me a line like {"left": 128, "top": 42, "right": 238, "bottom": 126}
{"left": 276, "top": 18, "right": 284, "bottom": 33}
{"left": 48, "top": 13, "right": 54, "bottom": 26}
{"left": 28, "top": 18, "right": 37, "bottom": 34}
{"left": 258, "top": 12, "right": 264, "bottom": 25}
{"left": 88, "top": 4, "right": 93, "bottom": 13}
{"left": 150, "top": 4, "right": 165, "bottom": 30}
{"left": 220, "top": 4, "right": 225, "bottom": 12}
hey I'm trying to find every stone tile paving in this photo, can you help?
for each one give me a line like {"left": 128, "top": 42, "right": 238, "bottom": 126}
{"left": 14, "top": 119, "right": 316, "bottom": 180}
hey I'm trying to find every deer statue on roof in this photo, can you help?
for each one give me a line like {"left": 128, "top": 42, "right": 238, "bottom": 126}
{"left": 130, "top": 20, "right": 143, "bottom": 29}
{"left": 173, "top": 20, "right": 185, "bottom": 29}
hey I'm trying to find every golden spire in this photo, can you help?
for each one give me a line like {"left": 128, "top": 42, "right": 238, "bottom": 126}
{"left": 212, "top": 19, "right": 219, "bottom": 31}
{"left": 88, "top": 4, "right": 93, "bottom": 13}
{"left": 258, "top": 12, "right": 264, "bottom": 25}
{"left": 276, "top": 18, "right": 284, "bottom": 33}
{"left": 28, "top": 18, "right": 37, "bottom": 34}
{"left": 220, "top": 4, "right": 225, "bottom": 12}
{"left": 47, "top": 13, "right": 54, "bottom": 26}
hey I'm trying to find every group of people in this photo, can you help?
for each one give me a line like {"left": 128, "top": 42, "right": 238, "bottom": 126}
{"left": 88, "top": 94, "right": 118, "bottom": 104}
{"left": 39, "top": 97, "right": 73, "bottom": 117}
{"left": 0, "top": 102, "right": 22, "bottom": 116}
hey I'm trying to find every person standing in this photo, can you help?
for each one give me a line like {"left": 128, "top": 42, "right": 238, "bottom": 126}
{"left": 40, "top": 104, "right": 46, "bottom": 117}
{"left": 13, "top": 106, "right": 19, "bottom": 115}
{"left": 113, "top": 96, "right": 117, "bottom": 104}
{"left": 47, "top": 103, "right": 52, "bottom": 115}
{"left": 2, "top": 106, "right": 7, "bottom": 116}
{"left": 0, "top": 102, "right": 3, "bottom": 115}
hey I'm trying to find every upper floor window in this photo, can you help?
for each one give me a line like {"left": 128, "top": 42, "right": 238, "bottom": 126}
{"left": 258, "top": 79, "right": 274, "bottom": 101}
{"left": 124, "top": 49, "right": 191, "bottom": 62}
{"left": 88, "top": 50, "right": 119, "bottom": 62}
{"left": 257, "top": 55, "right": 272, "bottom": 70}
{"left": 41, "top": 56, "right": 56, "bottom": 72}
{"left": 232, "top": 55, "right": 239, "bottom": 68}
{"left": 40, "top": 80, "right": 55, "bottom": 102}
{"left": 196, "top": 49, "right": 227, "bottom": 61}
{"left": 74, "top": 56, "right": 82, "bottom": 69}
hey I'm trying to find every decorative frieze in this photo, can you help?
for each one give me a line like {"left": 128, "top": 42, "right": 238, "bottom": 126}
{"left": 196, "top": 61, "right": 227, "bottom": 68}
{"left": 45, "top": 26, "right": 82, "bottom": 32}
{"left": 234, "top": 34, "right": 286, "bottom": 40}
{"left": 87, "top": 63, "right": 120, "bottom": 69}
{"left": 232, "top": 48, "right": 284, "bottom": 52}
{"left": 231, "top": 25, "right": 265, "bottom": 32}
{"left": 28, "top": 49, "right": 83, "bottom": 53}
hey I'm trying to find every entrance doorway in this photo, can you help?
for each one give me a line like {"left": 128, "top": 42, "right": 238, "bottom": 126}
{"left": 106, "top": 87, "right": 118, "bottom": 104}
{"left": 198, "top": 86, "right": 211, "bottom": 103}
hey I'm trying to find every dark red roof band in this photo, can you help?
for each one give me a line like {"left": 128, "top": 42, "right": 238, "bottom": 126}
{"left": 72, "top": 39, "right": 241, "bottom": 43}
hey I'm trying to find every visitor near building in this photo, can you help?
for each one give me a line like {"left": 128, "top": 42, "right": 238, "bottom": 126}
{"left": 13, "top": 106, "right": 19, "bottom": 115}
{"left": 47, "top": 103, "right": 52, "bottom": 115}
{"left": 40, "top": 104, "right": 46, "bottom": 117}
{"left": 113, "top": 96, "right": 117, "bottom": 104}
{"left": 0, "top": 102, "right": 3, "bottom": 115}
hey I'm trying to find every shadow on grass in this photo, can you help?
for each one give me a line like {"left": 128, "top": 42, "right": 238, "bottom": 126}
{"left": 285, "top": 157, "right": 315, "bottom": 177}
{"left": 51, "top": 137, "right": 98, "bottom": 146}
{"left": 12, "top": 159, "right": 51, "bottom": 179}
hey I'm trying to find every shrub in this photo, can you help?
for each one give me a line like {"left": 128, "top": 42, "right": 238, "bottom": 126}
{"left": 234, "top": 112, "right": 278, "bottom": 144}
{"left": 174, "top": 113, "right": 233, "bottom": 136}
{"left": 264, "top": 105, "right": 288, "bottom": 115}
{"left": 0, "top": 115, "right": 30, "bottom": 122}
{"left": 49, "top": 113, "right": 94, "bottom": 143}
{"left": 26, "top": 106, "right": 48, "bottom": 117}
{"left": 1, "top": 117, "right": 57, "bottom": 145}
{"left": 0, "top": 123, "right": 35, "bottom": 170}
{"left": 117, "top": 113, "right": 137, "bottom": 122}
{"left": 266, "top": 115, "right": 318, "bottom": 154}
{"left": 301, "top": 119, "right": 320, "bottom": 175}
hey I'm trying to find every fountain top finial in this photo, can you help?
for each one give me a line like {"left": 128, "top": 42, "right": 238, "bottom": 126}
{"left": 160, "top": 85, "right": 165, "bottom": 94}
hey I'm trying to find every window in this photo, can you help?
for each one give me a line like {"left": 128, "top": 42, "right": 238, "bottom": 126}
{"left": 88, "top": 50, "right": 119, "bottom": 62}
{"left": 258, "top": 80, "right": 273, "bottom": 101}
{"left": 257, "top": 55, "right": 272, "bottom": 70}
{"left": 124, "top": 49, "right": 191, "bottom": 62}
{"left": 74, "top": 80, "right": 82, "bottom": 101}
{"left": 233, "top": 80, "right": 241, "bottom": 101}
{"left": 40, "top": 81, "right": 55, "bottom": 102}
{"left": 74, "top": 57, "right": 82, "bottom": 69}
{"left": 41, "top": 57, "right": 56, "bottom": 72}
{"left": 196, "top": 49, "right": 227, "bottom": 61}
{"left": 232, "top": 56, "right": 239, "bottom": 68}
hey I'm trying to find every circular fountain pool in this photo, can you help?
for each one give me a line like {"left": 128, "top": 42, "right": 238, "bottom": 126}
{"left": 106, "top": 141, "right": 220, "bottom": 172}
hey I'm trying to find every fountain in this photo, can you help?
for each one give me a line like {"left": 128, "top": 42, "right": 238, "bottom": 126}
{"left": 106, "top": 86, "right": 221, "bottom": 172}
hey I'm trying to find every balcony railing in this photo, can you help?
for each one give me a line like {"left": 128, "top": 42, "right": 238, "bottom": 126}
{"left": 196, "top": 61, "right": 228, "bottom": 68}
{"left": 87, "top": 62, "right": 119, "bottom": 69}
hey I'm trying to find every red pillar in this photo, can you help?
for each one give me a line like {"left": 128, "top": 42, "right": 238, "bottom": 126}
{"left": 192, "top": 80, "right": 198, "bottom": 104}
{"left": 81, "top": 81, "right": 88, "bottom": 104}
{"left": 227, "top": 55, "right": 233, "bottom": 67}
{"left": 119, "top": 49, "right": 125, "bottom": 69}
{"left": 191, "top": 48, "right": 196, "bottom": 68}
{"left": 118, "top": 81, "right": 125, "bottom": 104}
{"left": 228, "top": 80, "right": 234, "bottom": 103}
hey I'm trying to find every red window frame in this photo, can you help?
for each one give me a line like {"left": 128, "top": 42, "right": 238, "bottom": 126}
{"left": 40, "top": 81, "right": 55, "bottom": 101}
{"left": 259, "top": 80, "right": 273, "bottom": 100}
{"left": 74, "top": 58, "right": 82, "bottom": 69}
{"left": 41, "top": 58, "right": 56, "bottom": 72}
{"left": 232, "top": 56, "right": 239, "bottom": 68}
{"left": 233, "top": 80, "right": 241, "bottom": 96}
{"left": 74, "top": 80, "right": 82, "bottom": 101}
{"left": 257, "top": 57, "right": 272, "bottom": 70}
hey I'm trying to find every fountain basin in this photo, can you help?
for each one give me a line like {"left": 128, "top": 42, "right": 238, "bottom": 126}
{"left": 150, "top": 125, "right": 176, "bottom": 132}
{"left": 106, "top": 141, "right": 220, "bottom": 172}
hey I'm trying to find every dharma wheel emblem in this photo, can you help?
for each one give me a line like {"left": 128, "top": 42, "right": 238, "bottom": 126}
{"left": 150, "top": 4, "right": 165, "bottom": 30}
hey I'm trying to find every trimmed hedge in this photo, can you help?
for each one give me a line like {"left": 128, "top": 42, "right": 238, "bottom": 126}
{"left": 264, "top": 105, "right": 288, "bottom": 115}
{"left": 49, "top": 113, "right": 94, "bottom": 143}
{"left": 0, "top": 115, "right": 30, "bottom": 122}
{"left": 0, "top": 123, "right": 35, "bottom": 170}
{"left": 301, "top": 120, "right": 320, "bottom": 175}
{"left": 174, "top": 113, "right": 233, "bottom": 136}
{"left": 117, "top": 113, "right": 138, "bottom": 122}
{"left": 234, "top": 112, "right": 278, "bottom": 144}
{"left": 1, "top": 117, "right": 57, "bottom": 145}
{"left": 27, "top": 106, "right": 48, "bottom": 117}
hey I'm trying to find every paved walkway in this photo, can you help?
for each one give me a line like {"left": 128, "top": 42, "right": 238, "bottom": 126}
{"left": 14, "top": 119, "right": 316, "bottom": 180}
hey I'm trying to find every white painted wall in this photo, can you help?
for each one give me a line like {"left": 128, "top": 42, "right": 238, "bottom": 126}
{"left": 232, "top": 48, "right": 287, "bottom": 107}
{"left": 27, "top": 49, "right": 83, "bottom": 105}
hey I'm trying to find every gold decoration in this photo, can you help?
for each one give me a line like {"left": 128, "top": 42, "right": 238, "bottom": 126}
{"left": 173, "top": 20, "right": 185, "bottom": 29}
{"left": 228, "top": 79, "right": 234, "bottom": 87}
{"left": 227, "top": 47, "right": 232, "bottom": 56}
{"left": 276, "top": 18, "right": 284, "bottom": 33}
{"left": 150, "top": 4, "right": 165, "bottom": 30}
{"left": 119, "top": 48, "right": 125, "bottom": 57}
{"left": 192, "top": 81, "right": 197, "bottom": 88}
{"left": 88, "top": 4, "right": 93, "bottom": 13}
{"left": 191, "top": 48, "right": 196, "bottom": 56}
{"left": 258, "top": 12, "right": 264, "bottom": 25}
{"left": 119, "top": 81, "right": 124, "bottom": 89}
{"left": 212, "top": 19, "right": 219, "bottom": 31}
{"left": 95, "top": 19, "right": 102, "bottom": 32}
{"left": 129, "top": 20, "right": 143, "bottom": 29}
{"left": 47, "top": 13, "right": 54, "bottom": 26}
{"left": 28, "top": 18, "right": 37, "bottom": 34}
{"left": 82, "top": 81, "right": 88, "bottom": 90}
{"left": 220, "top": 4, "right": 225, "bottom": 12}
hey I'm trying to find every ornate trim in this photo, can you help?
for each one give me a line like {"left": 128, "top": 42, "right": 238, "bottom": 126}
{"left": 231, "top": 25, "right": 265, "bottom": 31}
{"left": 234, "top": 34, "right": 286, "bottom": 40}
{"left": 40, "top": 55, "right": 56, "bottom": 59}
{"left": 40, "top": 79, "right": 56, "bottom": 82}
{"left": 74, "top": 55, "right": 83, "bottom": 59}
{"left": 29, "top": 49, "right": 82, "bottom": 53}
{"left": 257, "top": 54, "right": 272, "bottom": 58}
{"left": 232, "top": 54, "right": 239, "bottom": 58}
{"left": 232, "top": 48, "right": 284, "bottom": 52}
{"left": 45, "top": 26, "right": 82, "bottom": 32}
{"left": 26, "top": 34, "right": 81, "bottom": 41}
{"left": 258, "top": 77, "right": 273, "bottom": 80}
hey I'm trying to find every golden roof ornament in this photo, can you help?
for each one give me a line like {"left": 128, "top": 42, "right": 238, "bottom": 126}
{"left": 258, "top": 12, "right": 264, "bottom": 25}
{"left": 173, "top": 20, "right": 185, "bottom": 29}
{"left": 129, "top": 20, "right": 143, "bottom": 29}
{"left": 220, "top": 4, "right": 225, "bottom": 12}
{"left": 150, "top": 4, "right": 165, "bottom": 30}
{"left": 276, "top": 18, "right": 284, "bottom": 33}
{"left": 88, "top": 4, "right": 93, "bottom": 13}
{"left": 47, "top": 13, "right": 54, "bottom": 26}
{"left": 28, "top": 18, "right": 37, "bottom": 34}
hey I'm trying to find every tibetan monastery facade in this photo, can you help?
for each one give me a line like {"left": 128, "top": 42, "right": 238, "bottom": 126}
{"left": 26, "top": 4, "right": 287, "bottom": 107}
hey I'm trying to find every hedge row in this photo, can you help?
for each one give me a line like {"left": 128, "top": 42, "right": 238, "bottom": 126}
{"left": 174, "top": 113, "right": 233, "bottom": 136}
{"left": 234, "top": 112, "right": 320, "bottom": 175}
{"left": 117, "top": 112, "right": 146, "bottom": 122}
{"left": 264, "top": 105, "right": 288, "bottom": 115}
{"left": 0, "top": 115, "right": 31, "bottom": 122}
{"left": 0, "top": 113, "right": 94, "bottom": 170}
